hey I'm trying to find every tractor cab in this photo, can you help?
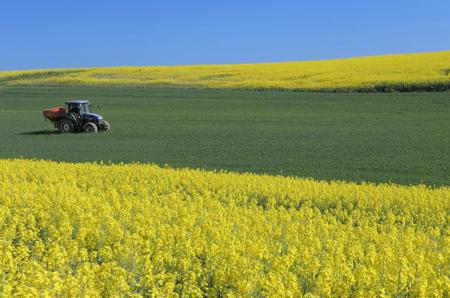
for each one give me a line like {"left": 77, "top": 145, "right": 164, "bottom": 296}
{"left": 65, "top": 100, "right": 90, "bottom": 115}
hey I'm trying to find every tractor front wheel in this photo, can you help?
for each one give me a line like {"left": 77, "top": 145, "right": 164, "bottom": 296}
{"left": 58, "top": 119, "right": 75, "bottom": 133}
{"left": 101, "top": 120, "right": 110, "bottom": 132}
{"left": 83, "top": 122, "right": 98, "bottom": 133}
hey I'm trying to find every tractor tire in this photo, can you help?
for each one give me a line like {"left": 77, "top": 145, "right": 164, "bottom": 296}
{"left": 83, "top": 122, "right": 98, "bottom": 133}
{"left": 58, "top": 119, "right": 75, "bottom": 133}
{"left": 101, "top": 120, "right": 110, "bottom": 132}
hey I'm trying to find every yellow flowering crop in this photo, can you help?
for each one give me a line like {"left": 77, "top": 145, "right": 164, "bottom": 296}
{"left": 0, "top": 51, "right": 449, "bottom": 92}
{"left": 0, "top": 159, "right": 449, "bottom": 297}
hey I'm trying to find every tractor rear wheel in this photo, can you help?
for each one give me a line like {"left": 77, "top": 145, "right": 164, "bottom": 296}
{"left": 58, "top": 119, "right": 75, "bottom": 133}
{"left": 83, "top": 122, "right": 98, "bottom": 133}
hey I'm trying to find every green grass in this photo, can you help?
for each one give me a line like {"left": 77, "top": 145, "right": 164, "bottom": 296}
{"left": 0, "top": 86, "right": 449, "bottom": 185}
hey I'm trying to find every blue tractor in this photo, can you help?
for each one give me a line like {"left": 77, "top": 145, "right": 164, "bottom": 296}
{"left": 43, "top": 100, "right": 110, "bottom": 133}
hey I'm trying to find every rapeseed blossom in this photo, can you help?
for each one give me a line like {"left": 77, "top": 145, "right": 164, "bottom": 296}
{"left": 0, "top": 159, "right": 448, "bottom": 297}
{"left": 0, "top": 51, "right": 449, "bottom": 92}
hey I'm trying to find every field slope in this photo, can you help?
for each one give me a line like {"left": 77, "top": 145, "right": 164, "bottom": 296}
{"left": 1, "top": 51, "right": 449, "bottom": 92}
{"left": 0, "top": 159, "right": 448, "bottom": 297}
{"left": 1, "top": 86, "right": 449, "bottom": 185}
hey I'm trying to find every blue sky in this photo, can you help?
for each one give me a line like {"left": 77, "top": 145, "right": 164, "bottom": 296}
{"left": 0, "top": 0, "right": 449, "bottom": 70}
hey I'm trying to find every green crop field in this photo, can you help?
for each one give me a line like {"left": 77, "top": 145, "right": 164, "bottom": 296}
{"left": 0, "top": 85, "right": 449, "bottom": 185}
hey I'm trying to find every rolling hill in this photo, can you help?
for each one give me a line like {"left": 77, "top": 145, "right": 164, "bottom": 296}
{"left": 1, "top": 51, "right": 449, "bottom": 92}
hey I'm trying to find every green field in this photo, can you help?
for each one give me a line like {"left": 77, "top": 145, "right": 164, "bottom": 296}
{"left": 0, "top": 86, "right": 449, "bottom": 185}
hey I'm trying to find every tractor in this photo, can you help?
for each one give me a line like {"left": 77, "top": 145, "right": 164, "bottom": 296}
{"left": 43, "top": 100, "right": 110, "bottom": 133}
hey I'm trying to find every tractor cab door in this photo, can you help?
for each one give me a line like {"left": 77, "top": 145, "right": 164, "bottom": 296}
{"left": 67, "top": 103, "right": 83, "bottom": 126}
{"left": 67, "top": 103, "right": 81, "bottom": 115}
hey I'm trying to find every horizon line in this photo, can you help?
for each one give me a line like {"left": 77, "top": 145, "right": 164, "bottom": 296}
{"left": 1, "top": 49, "right": 449, "bottom": 72}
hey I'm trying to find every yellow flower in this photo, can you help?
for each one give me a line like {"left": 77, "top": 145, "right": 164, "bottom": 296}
{"left": 0, "top": 159, "right": 448, "bottom": 297}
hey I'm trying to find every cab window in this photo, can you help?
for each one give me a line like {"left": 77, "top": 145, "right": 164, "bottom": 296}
{"left": 81, "top": 104, "right": 89, "bottom": 114}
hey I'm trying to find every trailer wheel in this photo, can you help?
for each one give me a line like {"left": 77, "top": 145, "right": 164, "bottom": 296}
{"left": 58, "top": 119, "right": 75, "bottom": 133}
{"left": 83, "top": 122, "right": 98, "bottom": 133}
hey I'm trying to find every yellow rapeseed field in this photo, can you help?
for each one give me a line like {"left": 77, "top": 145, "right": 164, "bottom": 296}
{"left": 1, "top": 51, "right": 449, "bottom": 92}
{"left": 0, "top": 159, "right": 448, "bottom": 297}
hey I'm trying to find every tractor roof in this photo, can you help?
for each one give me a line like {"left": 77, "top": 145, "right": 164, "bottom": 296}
{"left": 65, "top": 99, "right": 90, "bottom": 105}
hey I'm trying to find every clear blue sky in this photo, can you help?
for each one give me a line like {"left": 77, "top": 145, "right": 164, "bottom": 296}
{"left": 1, "top": 0, "right": 449, "bottom": 70}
